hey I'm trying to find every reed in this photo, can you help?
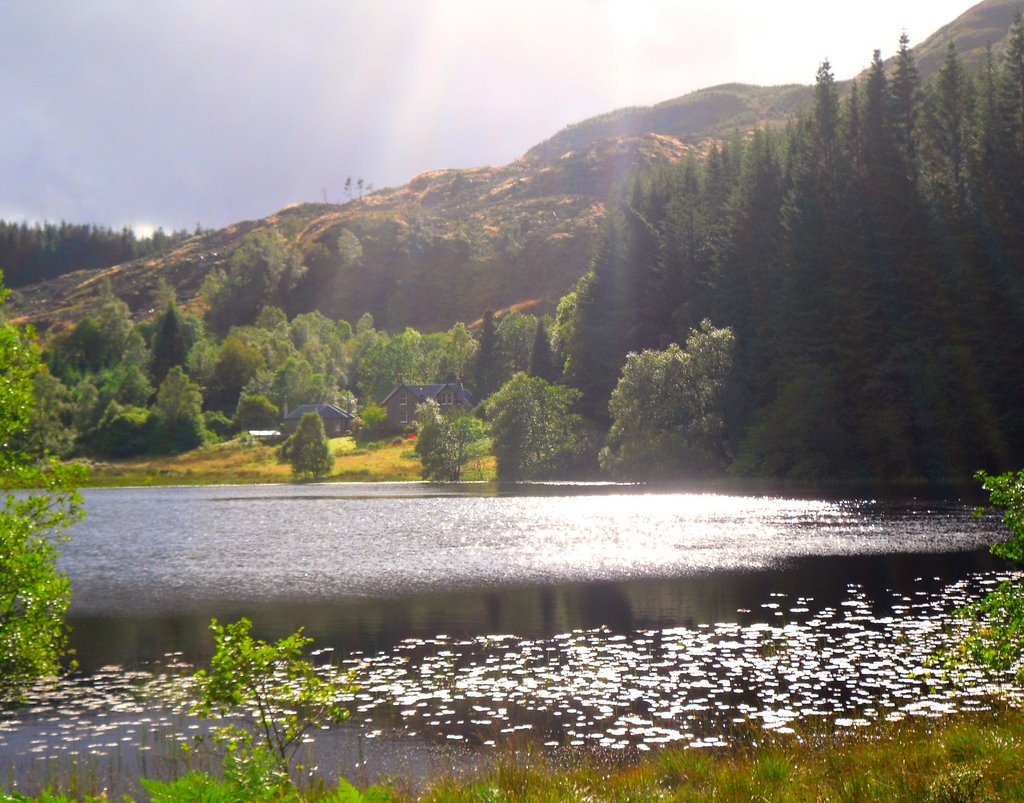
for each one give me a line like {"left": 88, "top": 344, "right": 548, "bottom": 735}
{"left": 6, "top": 706, "right": 1024, "bottom": 801}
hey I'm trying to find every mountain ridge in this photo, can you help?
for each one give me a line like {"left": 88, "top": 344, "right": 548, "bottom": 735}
{"left": 7, "top": 0, "right": 1018, "bottom": 336}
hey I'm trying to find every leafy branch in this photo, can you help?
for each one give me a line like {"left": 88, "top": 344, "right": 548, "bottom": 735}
{"left": 191, "top": 618, "right": 353, "bottom": 783}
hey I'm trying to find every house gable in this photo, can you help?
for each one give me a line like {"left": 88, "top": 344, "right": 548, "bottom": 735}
{"left": 380, "top": 382, "right": 473, "bottom": 430}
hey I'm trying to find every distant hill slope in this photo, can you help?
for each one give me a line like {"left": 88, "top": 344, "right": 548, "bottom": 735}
{"left": 7, "top": 0, "right": 1018, "bottom": 336}
{"left": 526, "top": 83, "right": 814, "bottom": 162}
{"left": 9, "top": 134, "right": 690, "bottom": 334}
{"left": 528, "top": 0, "right": 1020, "bottom": 160}
{"left": 910, "top": 0, "right": 1021, "bottom": 74}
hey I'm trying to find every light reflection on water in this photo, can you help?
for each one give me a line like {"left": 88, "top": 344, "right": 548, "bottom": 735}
{"left": 2, "top": 483, "right": 1017, "bottom": 795}
{"left": 62, "top": 484, "right": 995, "bottom": 614}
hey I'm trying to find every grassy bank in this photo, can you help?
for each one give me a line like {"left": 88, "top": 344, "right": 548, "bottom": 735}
{"left": 78, "top": 436, "right": 496, "bottom": 487}
{"left": 417, "top": 708, "right": 1024, "bottom": 802}
{"left": 6, "top": 707, "right": 1024, "bottom": 801}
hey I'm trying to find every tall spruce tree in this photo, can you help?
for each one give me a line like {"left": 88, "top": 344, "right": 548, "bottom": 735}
{"left": 529, "top": 319, "right": 559, "bottom": 383}
{"left": 472, "top": 310, "right": 500, "bottom": 400}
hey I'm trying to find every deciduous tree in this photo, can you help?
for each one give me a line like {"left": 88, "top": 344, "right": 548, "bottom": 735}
{"left": 154, "top": 365, "right": 206, "bottom": 453}
{"left": 190, "top": 617, "right": 350, "bottom": 782}
{"left": 937, "top": 470, "right": 1024, "bottom": 684}
{"left": 0, "top": 276, "right": 84, "bottom": 702}
{"left": 234, "top": 394, "right": 280, "bottom": 432}
{"left": 415, "top": 399, "right": 488, "bottom": 481}
{"left": 601, "top": 320, "right": 735, "bottom": 479}
{"left": 486, "top": 373, "right": 582, "bottom": 480}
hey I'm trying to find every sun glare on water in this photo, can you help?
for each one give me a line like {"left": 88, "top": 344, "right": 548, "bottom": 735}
{"left": 519, "top": 493, "right": 839, "bottom": 579}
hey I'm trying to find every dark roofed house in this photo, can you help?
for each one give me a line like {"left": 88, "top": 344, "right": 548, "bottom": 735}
{"left": 281, "top": 403, "right": 354, "bottom": 437}
{"left": 380, "top": 381, "right": 473, "bottom": 430}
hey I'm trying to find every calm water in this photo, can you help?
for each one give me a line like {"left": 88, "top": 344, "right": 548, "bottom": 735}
{"left": 3, "top": 482, "right": 1018, "bottom": 794}
{"left": 61, "top": 483, "right": 1000, "bottom": 663}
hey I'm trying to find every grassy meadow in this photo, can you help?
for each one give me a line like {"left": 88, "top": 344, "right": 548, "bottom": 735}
{"left": 79, "top": 435, "right": 497, "bottom": 487}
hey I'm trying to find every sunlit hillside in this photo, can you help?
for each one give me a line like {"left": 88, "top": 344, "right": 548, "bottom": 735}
{"left": 5, "top": 0, "right": 1019, "bottom": 338}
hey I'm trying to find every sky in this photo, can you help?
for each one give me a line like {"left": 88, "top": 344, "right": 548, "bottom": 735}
{"left": 0, "top": 1, "right": 976, "bottom": 234}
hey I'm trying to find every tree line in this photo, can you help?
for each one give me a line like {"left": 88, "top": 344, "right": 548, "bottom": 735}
{"left": 10, "top": 23, "right": 1024, "bottom": 486}
{"left": 558, "top": 24, "right": 1024, "bottom": 484}
{"left": 0, "top": 220, "right": 197, "bottom": 287}
{"left": 19, "top": 261, "right": 566, "bottom": 464}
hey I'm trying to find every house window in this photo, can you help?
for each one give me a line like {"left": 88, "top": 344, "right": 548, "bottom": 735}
{"left": 439, "top": 390, "right": 454, "bottom": 406}
{"left": 400, "top": 409, "right": 408, "bottom": 424}
{"left": 399, "top": 392, "right": 407, "bottom": 406}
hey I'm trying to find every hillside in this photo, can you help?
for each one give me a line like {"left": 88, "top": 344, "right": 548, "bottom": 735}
{"left": 9, "top": 134, "right": 691, "bottom": 334}
{"left": 910, "top": 0, "right": 1022, "bottom": 74}
{"left": 529, "top": 0, "right": 1021, "bottom": 159}
{"left": 6, "top": 0, "right": 1018, "bottom": 337}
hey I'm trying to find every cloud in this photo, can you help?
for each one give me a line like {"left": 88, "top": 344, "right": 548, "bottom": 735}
{"left": 0, "top": 0, "right": 974, "bottom": 230}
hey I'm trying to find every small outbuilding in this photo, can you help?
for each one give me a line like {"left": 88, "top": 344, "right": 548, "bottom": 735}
{"left": 281, "top": 403, "right": 354, "bottom": 437}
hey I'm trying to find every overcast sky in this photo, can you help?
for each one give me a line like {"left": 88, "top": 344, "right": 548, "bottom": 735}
{"left": 0, "top": 1, "right": 975, "bottom": 233}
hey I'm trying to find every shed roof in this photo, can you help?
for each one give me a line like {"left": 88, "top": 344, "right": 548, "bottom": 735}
{"left": 282, "top": 403, "right": 354, "bottom": 421}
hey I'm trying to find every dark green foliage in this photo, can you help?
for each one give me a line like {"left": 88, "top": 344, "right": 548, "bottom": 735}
{"left": 46, "top": 317, "right": 106, "bottom": 379}
{"left": 0, "top": 219, "right": 192, "bottom": 288}
{"left": 472, "top": 310, "right": 500, "bottom": 399}
{"left": 206, "top": 334, "right": 267, "bottom": 413}
{"left": 95, "top": 403, "right": 159, "bottom": 457}
{"left": 9, "top": 366, "right": 76, "bottom": 458}
{"left": 154, "top": 366, "right": 206, "bottom": 453}
{"left": 149, "top": 302, "right": 202, "bottom": 386}
{"left": 287, "top": 412, "right": 333, "bottom": 479}
{"left": 495, "top": 311, "right": 538, "bottom": 385}
{"left": 97, "top": 362, "right": 154, "bottom": 408}
{"left": 602, "top": 321, "right": 735, "bottom": 479}
{"left": 203, "top": 409, "right": 236, "bottom": 440}
{"left": 89, "top": 367, "right": 206, "bottom": 456}
{"left": 234, "top": 394, "right": 280, "bottom": 431}
{"left": 203, "top": 230, "right": 307, "bottom": 334}
{"left": 529, "top": 318, "right": 559, "bottom": 382}
{"left": 157, "top": 412, "right": 206, "bottom": 454}
{"left": 561, "top": 34, "right": 1024, "bottom": 483}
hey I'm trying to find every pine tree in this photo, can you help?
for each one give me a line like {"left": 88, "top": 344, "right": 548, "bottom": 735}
{"left": 925, "top": 41, "right": 972, "bottom": 212}
{"left": 472, "top": 310, "right": 500, "bottom": 399}
{"left": 999, "top": 12, "right": 1024, "bottom": 157}
{"left": 892, "top": 31, "right": 921, "bottom": 174}
{"left": 813, "top": 60, "right": 840, "bottom": 205}
{"left": 149, "top": 302, "right": 199, "bottom": 386}
{"left": 529, "top": 319, "right": 559, "bottom": 383}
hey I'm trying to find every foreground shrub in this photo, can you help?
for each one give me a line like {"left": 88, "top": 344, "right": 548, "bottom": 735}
{"left": 191, "top": 618, "right": 352, "bottom": 783}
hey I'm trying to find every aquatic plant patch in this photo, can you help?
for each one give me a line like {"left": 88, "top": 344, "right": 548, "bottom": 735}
{"left": 2, "top": 570, "right": 1021, "bottom": 797}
